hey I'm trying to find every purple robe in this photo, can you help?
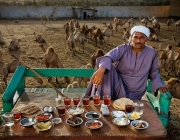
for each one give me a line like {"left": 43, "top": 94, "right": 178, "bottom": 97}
{"left": 85, "top": 44, "right": 165, "bottom": 100}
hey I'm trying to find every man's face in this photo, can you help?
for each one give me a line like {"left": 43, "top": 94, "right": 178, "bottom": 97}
{"left": 131, "top": 32, "right": 147, "bottom": 50}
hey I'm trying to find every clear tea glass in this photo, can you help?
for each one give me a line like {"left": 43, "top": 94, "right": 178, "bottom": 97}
{"left": 13, "top": 111, "right": 21, "bottom": 120}
{"left": 56, "top": 106, "right": 66, "bottom": 116}
{"left": 93, "top": 94, "right": 100, "bottom": 106}
{"left": 73, "top": 97, "right": 80, "bottom": 107}
{"left": 2, "top": 112, "right": 14, "bottom": 126}
{"left": 103, "top": 95, "right": 111, "bottom": 106}
{"left": 82, "top": 96, "right": 90, "bottom": 106}
{"left": 125, "top": 104, "right": 134, "bottom": 113}
{"left": 134, "top": 102, "right": 144, "bottom": 115}
{"left": 64, "top": 97, "right": 71, "bottom": 107}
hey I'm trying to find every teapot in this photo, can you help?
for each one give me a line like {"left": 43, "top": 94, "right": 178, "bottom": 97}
{"left": 2, "top": 112, "right": 14, "bottom": 126}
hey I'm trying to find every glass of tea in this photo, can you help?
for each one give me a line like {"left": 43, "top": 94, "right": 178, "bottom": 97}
{"left": 103, "top": 95, "right": 111, "bottom": 106}
{"left": 13, "top": 111, "right": 21, "bottom": 120}
{"left": 93, "top": 94, "right": 100, "bottom": 106}
{"left": 82, "top": 96, "right": 90, "bottom": 106}
{"left": 64, "top": 97, "right": 71, "bottom": 107}
{"left": 125, "top": 104, "right": 134, "bottom": 113}
{"left": 73, "top": 97, "right": 80, "bottom": 107}
{"left": 56, "top": 105, "right": 66, "bottom": 116}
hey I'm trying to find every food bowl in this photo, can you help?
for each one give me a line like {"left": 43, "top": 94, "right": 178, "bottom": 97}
{"left": 112, "top": 117, "right": 130, "bottom": 127}
{"left": 111, "top": 110, "right": 125, "bottom": 118}
{"left": 85, "top": 119, "right": 103, "bottom": 130}
{"left": 67, "top": 107, "right": 84, "bottom": 116}
{"left": 52, "top": 118, "right": 62, "bottom": 125}
{"left": 42, "top": 106, "right": 55, "bottom": 113}
{"left": 128, "top": 112, "right": 141, "bottom": 120}
{"left": 66, "top": 117, "right": 83, "bottom": 127}
{"left": 85, "top": 111, "right": 101, "bottom": 119}
{"left": 35, "top": 113, "right": 52, "bottom": 122}
{"left": 131, "top": 120, "right": 149, "bottom": 130}
{"left": 19, "top": 118, "right": 36, "bottom": 127}
{"left": 33, "top": 121, "right": 52, "bottom": 131}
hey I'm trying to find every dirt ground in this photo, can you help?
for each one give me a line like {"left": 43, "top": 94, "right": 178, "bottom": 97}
{"left": 0, "top": 18, "right": 180, "bottom": 139}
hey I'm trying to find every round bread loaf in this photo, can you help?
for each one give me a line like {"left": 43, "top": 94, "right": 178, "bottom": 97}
{"left": 20, "top": 104, "right": 41, "bottom": 118}
{"left": 113, "top": 98, "right": 134, "bottom": 110}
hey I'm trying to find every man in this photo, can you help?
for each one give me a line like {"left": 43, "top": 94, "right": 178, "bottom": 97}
{"left": 85, "top": 25, "right": 168, "bottom": 100}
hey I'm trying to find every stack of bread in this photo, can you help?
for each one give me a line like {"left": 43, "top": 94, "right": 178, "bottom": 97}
{"left": 113, "top": 98, "right": 134, "bottom": 110}
{"left": 20, "top": 104, "right": 41, "bottom": 118}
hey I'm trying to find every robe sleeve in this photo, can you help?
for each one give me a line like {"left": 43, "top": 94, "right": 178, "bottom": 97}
{"left": 149, "top": 51, "right": 165, "bottom": 93}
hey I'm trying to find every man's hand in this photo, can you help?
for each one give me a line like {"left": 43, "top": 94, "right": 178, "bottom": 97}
{"left": 159, "top": 86, "right": 169, "bottom": 93}
{"left": 92, "top": 67, "right": 106, "bottom": 88}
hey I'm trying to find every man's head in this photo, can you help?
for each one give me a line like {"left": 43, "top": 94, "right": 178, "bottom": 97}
{"left": 130, "top": 25, "right": 150, "bottom": 51}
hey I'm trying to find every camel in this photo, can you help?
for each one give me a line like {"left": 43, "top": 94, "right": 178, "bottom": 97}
{"left": 34, "top": 32, "right": 46, "bottom": 43}
{"left": 103, "top": 22, "right": 113, "bottom": 36}
{"left": 0, "top": 31, "right": 5, "bottom": 44}
{"left": 172, "top": 36, "right": 180, "bottom": 46}
{"left": 89, "top": 26, "right": 103, "bottom": 47}
{"left": 102, "top": 28, "right": 112, "bottom": 44}
{"left": 149, "top": 33, "right": 159, "bottom": 41}
{"left": 114, "top": 19, "right": 127, "bottom": 31}
{"left": 90, "top": 49, "right": 104, "bottom": 68}
{"left": 68, "top": 19, "right": 75, "bottom": 33}
{"left": 139, "top": 17, "right": 147, "bottom": 27}
{"left": 127, "top": 18, "right": 136, "bottom": 28}
{"left": 165, "top": 78, "right": 180, "bottom": 99}
{"left": 74, "top": 20, "right": 80, "bottom": 29}
{"left": 2, "top": 59, "right": 21, "bottom": 87}
{"left": 122, "top": 28, "right": 130, "bottom": 44}
{"left": 74, "top": 32, "right": 85, "bottom": 53}
{"left": 114, "top": 17, "right": 120, "bottom": 22}
{"left": 152, "top": 22, "right": 160, "bottom": 33}
{"left": 147, "top": 16, "right": 156, "bottom": 24}
{"left": 40, "top": 14, "right": 50, "bottom": 24}
{"left": 39, "top": 44, "right": 70, "bottom": 84}
{"left": 67, "top": 33, "right": 75, "bottom": 56}
{"left": 80, "top": 25, "right": 90, "bottom": 41}
{"left": 175, "top": 20, "right": 180, "bottom": 33}
{"left": 167, "top": 19, "right": 174, "bottom": 31}
{"left": 63, "top": 22, "right": 70, "bottom": 40}
{"left": 8, "top": 39, "right": 21, "bottom": 51}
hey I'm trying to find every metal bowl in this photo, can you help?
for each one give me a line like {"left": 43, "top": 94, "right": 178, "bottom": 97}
{"left": 35, "top": 113, "right": 52, "bottom": 122}
{"left": 66, "top": 117, "right": 83, "bottom": 127}
{"left": 19, "top": 118, "right": 36, "bottom": 127}
{"left": 42, "top": 106, "right": 55, "bottom": 113}
{"left": 85, "top": 119, "right": 103, "bottom": 130}
{"left": 85, "top": 111, "right": 101, "bottom": 119}
{"left": 131, "top": 120, "right": 149, "bottom": 130}
{"left": 67, "top": 107, "right": 84, "bottom": 116}
{"left": 112, "top": 117, "right": 130, "bottom": 127}
{"left": 52, "top": 118, "right": 62, "bottom": 125}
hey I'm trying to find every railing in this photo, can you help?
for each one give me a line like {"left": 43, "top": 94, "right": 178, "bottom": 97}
{"left": 1, "top": 65, "right": 172, "bottom": 128}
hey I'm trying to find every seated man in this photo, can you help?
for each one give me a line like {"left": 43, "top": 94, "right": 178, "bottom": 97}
{"left": 85, "top": 25, "right": 168, "bottom": 100}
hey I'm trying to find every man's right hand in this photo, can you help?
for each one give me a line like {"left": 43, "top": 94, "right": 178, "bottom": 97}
{"left": 92, "top": 67, "right": 106, "bottom": 88}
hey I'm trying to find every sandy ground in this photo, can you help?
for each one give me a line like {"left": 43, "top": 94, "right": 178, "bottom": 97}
{"left": 0, "top": 18, "right": 180, "bottom": 139}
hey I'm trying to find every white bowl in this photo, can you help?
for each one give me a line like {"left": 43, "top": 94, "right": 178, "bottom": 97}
{"left": 85, "top": 119, "right": 103, "bottom": 130}
{"left": 111, "top": 110, "right": 125, "bottom": 118}
{"left": 52, "top": 118, "right": 62, "bottom": 124}
{"left": 131, "top": 120, "right": 149, "bottom": 130}
{"left": 85, "top": 111, "right": 101, "bottom": 119}
{"left": 67, "top": 107, "right": 84, "bottom": 116}
{"left": 42, "top": 106, "right": 55, "bottom": 113}
{"left": 112, "top": 117, "right": 130, "bottom": 127}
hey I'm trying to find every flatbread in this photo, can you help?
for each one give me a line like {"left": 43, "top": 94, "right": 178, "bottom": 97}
{"left": 20, "top": 104, "right": 41, "bottom": 118}
{"left": 113, "top": 98, "right": 134, "bottom": 110}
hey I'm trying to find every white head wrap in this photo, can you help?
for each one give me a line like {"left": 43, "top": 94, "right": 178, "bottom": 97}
{"left": 130, "top": 25, "right": 150, "bottom": 38}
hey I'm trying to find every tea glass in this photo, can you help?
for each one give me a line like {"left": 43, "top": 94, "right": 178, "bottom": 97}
{"left": 134, "top": 102, "right": 144, "bottom": 115}
{"left": 103, "top": 95, "right": 111, "bottom": 106}
{"left": 64, "top": 97, "right": 71, "bottom": 107}
{"left": 13, "top": 111, "right": 21, "bottom": 120}
{"left": 2, "top": 112, "right": 14, "bottom": 126}
{"left": 56, "top": 106, "right": 66, "bottom": 116}
{"left": 93, "top": 94, "right": 100, "bottom": 106}
{"left": 125, "top": 104, "right": 134, "bottom": 113}
{"left": 73, "top": 97, "right": 80, "bottom": 107}
{"left": 82, "top": 96, "right": 90, "bottom": 106}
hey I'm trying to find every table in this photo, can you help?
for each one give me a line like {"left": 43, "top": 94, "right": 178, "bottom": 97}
{"left": 1, "top": 92, "right": 167, "bottom": 140}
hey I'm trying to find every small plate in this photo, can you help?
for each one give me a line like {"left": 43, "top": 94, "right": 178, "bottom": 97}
{"left": 85, "top": 111, "right": 101, "bottom": 119}
{"left": 112, "top": 117, "right": 130, "bottom": 127}
{"left": 20, "top": 118, "right": 36, "bottom": 127}
{"left": 85, "top": 119, "right": 103, "bottom": 130}
{"left": 111, "top": 110, "right": 125, "bottom": 118}
{"left": 52, "top": 118, "right": 62, "bottom": 125}
{"left": 127, "top": 112, "right": 141, "bottom": 120}
{"left": 131, "top": 120, "right": 149, "bottom": 130}
{"left": 35, "top": 113, "right": 52, "bottom": 122}
{"left": 66, "top": 117, "right": 83, "bottom": 127}
{"left": 67, "top": 107, "right": 84, "bottom": 116}
{"left": 33, "top": 121, "right": 52, "bottom": 131}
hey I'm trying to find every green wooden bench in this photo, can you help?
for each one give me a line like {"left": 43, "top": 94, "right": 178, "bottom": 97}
{"left": 1, "top": 65, "right": 172, "bottom": 128}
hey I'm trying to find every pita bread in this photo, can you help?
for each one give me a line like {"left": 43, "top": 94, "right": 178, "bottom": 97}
{"left": 113, "top": 98, "right": 134, "bottom": 110}
{"left": 20, "top": 104, "right": 41, "bottom": 118}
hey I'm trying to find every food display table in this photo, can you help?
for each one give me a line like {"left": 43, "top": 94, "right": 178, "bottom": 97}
{"left": 1, "top": 92, "right": 167, "bottom": 140}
